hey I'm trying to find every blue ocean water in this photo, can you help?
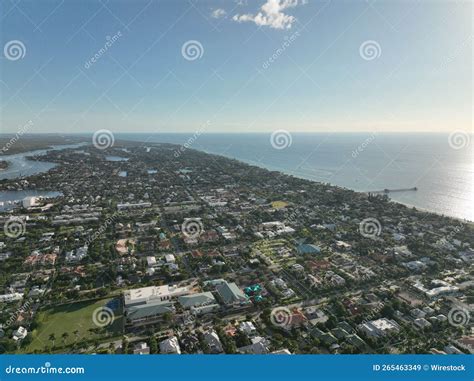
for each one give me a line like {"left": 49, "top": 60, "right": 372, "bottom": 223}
{"left": 118, "top": 133, "right": 473, "bottom": 222}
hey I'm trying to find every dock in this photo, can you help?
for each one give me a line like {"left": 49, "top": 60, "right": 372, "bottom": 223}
{"left": 368, "top": 187, "right": 418, "bottom": 194}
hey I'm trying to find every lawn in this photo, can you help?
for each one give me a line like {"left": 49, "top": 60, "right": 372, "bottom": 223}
{"left": 23, "top": 297, "right": 123, "bottom": 353}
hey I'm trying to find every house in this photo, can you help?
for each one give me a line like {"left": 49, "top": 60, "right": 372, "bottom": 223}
{"left": 239, "top": 321, "right": 257, "bottom": 336}
{"left": 159, "top": 336, "right": 181, "bottom": 354}
{"left": 414, "top": 318, "right": 432, "bottom": 329}
{"left": 238, "top": 336, "right": 270, "bottom": 354}
{"left": 66, "top": 246, "right": 88, "bottom": 263}
{"left": 203, "top": 330, "right": 223, "bottom": 353}
{"left": 12, "top": 326, "right": 27, "bottom": 341}
{"left": 146, "top": 256, "right": 157, "bottom": 267}
{"left": 271, "top": 349, "right": 292, "bottom": 354}
{"left": 133, "top": 342, "right": 150, "bottom": 355}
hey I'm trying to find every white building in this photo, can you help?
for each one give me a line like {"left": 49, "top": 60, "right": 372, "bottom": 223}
{"left": 12, "top": 326, "right": 27, "bottom": 341}
{"left": 22, "top": 197, "right": 37, "bottom": 209}
{"left": 358, "top": 318, "right": 400, "bottom": 338}
{"left": 124, "top": 284, "right": 191, "bottom": 307}
{"left": 146, "top": 256, "right": 157, "bottom": 267}
{"left": 65, "top": 246, "right": 88, "bottom": 263}
{"left": 159, "top": 336, "right": 181, "bottom": 354}
{"left": 239, "top": 321, "right": 257, "bottom": 336}
{"left": 0, "top": 292, "right": 24, "bottom": 303}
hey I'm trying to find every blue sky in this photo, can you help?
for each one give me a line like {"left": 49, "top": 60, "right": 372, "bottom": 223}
{"left": 0, "top": 0, "right": 472, "bottom": 133}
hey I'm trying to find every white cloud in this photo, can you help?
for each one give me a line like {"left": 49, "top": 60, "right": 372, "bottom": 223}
{"left": 233, "top": 0, "right": 305, "bottom": 29}
{"left": 211, "top": 8, "right": 227, "bottom": 19}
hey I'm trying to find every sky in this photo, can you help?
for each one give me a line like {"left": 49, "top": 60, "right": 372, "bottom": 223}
{"left": 0, "top": 0, "right": 472, "bottom": 134}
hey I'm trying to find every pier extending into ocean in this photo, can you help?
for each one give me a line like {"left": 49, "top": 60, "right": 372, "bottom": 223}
{"left": 368, "top": 187, "right": 418, "bottom": 194}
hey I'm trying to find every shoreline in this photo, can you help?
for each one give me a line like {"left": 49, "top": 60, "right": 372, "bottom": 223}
{"left": 188, "top": 146, "right": 474, "bottom": 224}
{"left": 1, "top": 138, "right": 472, "bottom": 224}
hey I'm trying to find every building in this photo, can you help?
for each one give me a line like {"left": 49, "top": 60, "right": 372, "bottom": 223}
{"left": 126, "top": 300, "right": 175, "bottom": 325}
{"left": 146, "top": 256, "right": 157, "bottom": 267}
{"left": 0, "top": 293, "right": 24, "bottom": 303}
{"left": 22, "top": 197, "right": 37, "bottom": 209}
{"left": 178, "top": 292, "right": 219, "bottom": 315}
{"left": 358, "top": 318, "right": 400, "bottom": 338}
{"left": 124, "top": 284, "right": 191, "bottom": 325}
{"left": 117, "top": 202, "right": 151, "bottom": 210}
{"left": 239, "top": 321, "right": 257, "bottom": 336}
{"left": 297, "top": 244, "right": 321, "bottom": 255}
{"left": 215, "top": 281, "right": 248, "bottom": 307}
{"left": 238, "top": 336, "right": 270, "bottom": 354}
{"left": 159, "top": 336, "right": 181, "bottom": 354}
{"left": 65, "top": 246, "right": 88, "bottom": 263}
{"left": 12, "top": 326, "right": 27, "bottom": 341}
{"left": 203, "top": 330, "right": 223, "bottom": 354}
{"left": 124, "top": 285, "right": 191, "bottom": 306}
{"left": 133, "top": 342, "right": 150, "bottom": 355}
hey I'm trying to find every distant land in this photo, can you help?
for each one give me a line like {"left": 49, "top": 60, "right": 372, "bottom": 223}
{"left": 0, "top": 135, "right": 88, "bottom": 155}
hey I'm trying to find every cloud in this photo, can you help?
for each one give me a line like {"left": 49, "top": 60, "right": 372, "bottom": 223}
{"left": 232, "top": 0, "right": 304, "bottom": 29}
{"left": 211, "top": 8, "right": 227, "bottom": 19}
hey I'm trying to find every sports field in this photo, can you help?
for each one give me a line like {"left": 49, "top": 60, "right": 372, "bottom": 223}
{"left": 24, "top": 298, "right": 123, "bottom": 353}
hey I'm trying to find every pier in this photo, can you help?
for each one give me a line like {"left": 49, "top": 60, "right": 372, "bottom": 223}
{"left": 368, "top": 187, "right": 418, "bottom": 194}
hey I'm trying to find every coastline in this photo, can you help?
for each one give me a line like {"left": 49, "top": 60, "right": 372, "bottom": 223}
{"left": 189, "top": 146, "right": 474, "bottom": 224}
{"left": 1, "top": 138, "right": 472, "bottom": 224}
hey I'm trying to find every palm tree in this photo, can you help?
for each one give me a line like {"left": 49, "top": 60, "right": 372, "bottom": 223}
{"left": 49, "top": 333, "right": 56, "bottom": 348}
{"left": 73, "top": 330, "right": 79, "bottom": 342}
{"left": 61, "top": 332, "right": 69, "bottom": 345}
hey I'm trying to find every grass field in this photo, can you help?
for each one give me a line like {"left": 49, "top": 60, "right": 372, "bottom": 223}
{"left": 24, "top": 297, "right": 123, "bottom": 353}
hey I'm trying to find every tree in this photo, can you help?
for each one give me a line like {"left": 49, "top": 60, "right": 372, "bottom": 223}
{"left": 61, "top": 332, "right": 69, "bottom": 345}
{"left": 49, "top": 333, "right": 56, "bottom": 348}
{"left": 73, "top": 330, "right": 80, "bottom": 342}
{"left": 150, "top": 336, "right": 158, "bottom": 354}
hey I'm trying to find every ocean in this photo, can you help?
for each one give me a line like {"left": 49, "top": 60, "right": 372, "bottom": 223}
{"left": 117, "top": 132, "right": 473, "bottom": 222}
